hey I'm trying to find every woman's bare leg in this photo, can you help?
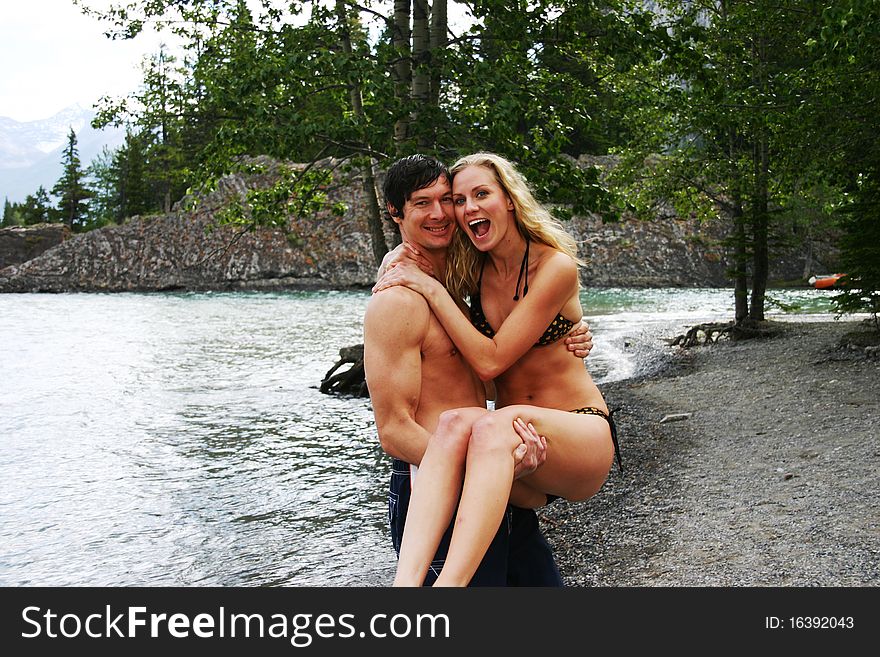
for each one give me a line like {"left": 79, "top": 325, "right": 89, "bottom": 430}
{"left": 434, "top": 406, "right": 614, "bottom": 586}
{"left": 508, "top": 406, "right": 615, "bottom": 502}
{"left": 392, "top": 407, "right": 488, "bottom": 586}
{"left": 432, "top": 412, "right": 523, "bottom": 586}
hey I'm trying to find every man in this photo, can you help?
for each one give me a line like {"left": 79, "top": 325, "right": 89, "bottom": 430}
{"left": 363, "top": 154, "right": 592, "bottom": 585}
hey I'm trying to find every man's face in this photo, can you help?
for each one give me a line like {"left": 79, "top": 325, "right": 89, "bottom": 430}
{"left": 390, "top": 175, "right": 456, "bottom": 252}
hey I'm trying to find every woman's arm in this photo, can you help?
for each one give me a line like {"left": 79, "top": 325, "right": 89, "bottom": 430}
{"left": 376, "top": 241, "right": 435, "bottom": 280}
{"left": 373, "top": 253, "right": 580, "bottom": 381}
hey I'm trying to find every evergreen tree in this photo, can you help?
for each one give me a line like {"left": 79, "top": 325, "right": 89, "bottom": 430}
{"left": 50, "top": 128, "right": 92, "bottom": 230}
{"left": 1, "top": 188, "right": 55, "bottom": 227}
{"left": 84, "top": 132, "right": 155, "bottom": 226}
{"left": 114, "top": 130, "right": 152, "bottom": 220}
{"left": 1, "top": 198, "right": 15, "bottom": 227}
{"left": 22, "top": 187, "right": 53, "bottom": 225}
{"left": 86, "top": 147, "right": 119, "bottom": 226}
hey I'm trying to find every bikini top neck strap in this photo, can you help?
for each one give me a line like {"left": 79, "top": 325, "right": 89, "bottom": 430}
{"left": 477, "top": 252, "right": 487, "bottom": 291}
{"left": 513, "top": 236, "right": 530, "bottom": 301}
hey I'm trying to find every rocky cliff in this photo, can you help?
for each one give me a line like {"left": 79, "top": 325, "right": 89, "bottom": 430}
{"left": 0, "top": 223, "right": 70, "bottom": 270}
{"left": 0, "top": 158, "right": 838, "bottom": 293}
{"left": 0, "top": 160, "right": 385, "bottom": 293}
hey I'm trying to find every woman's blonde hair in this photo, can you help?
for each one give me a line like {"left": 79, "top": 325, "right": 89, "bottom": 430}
{"left": 445, "top": 152, "right": 584, "bottom": 301}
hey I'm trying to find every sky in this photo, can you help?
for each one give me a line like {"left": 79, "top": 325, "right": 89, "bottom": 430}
{"left": 0, "top": 1, "right": 169, "bottom": 122}
{"left": 1, "top": 1, "right": 474, "bottom": 124}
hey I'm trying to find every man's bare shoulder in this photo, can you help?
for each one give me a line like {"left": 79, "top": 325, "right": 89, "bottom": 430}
{"left": 364, "top": 287, "right": 431, "bottom": 335}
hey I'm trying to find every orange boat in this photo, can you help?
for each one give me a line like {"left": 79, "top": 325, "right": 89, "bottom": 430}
{"left": 808, "top": 273, "right": 846, "bottom": 289}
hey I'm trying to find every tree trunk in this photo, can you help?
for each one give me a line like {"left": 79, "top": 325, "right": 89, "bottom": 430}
{"left": 336, "top": 1, "right": 388, "bottom": 265}
{"left": 411, "top": 0, "right": 430, "bottom": 148}
{"left": 392, "top": 0, "right": 412, "bottom": 148}
{"left": 731, "top": 200, "right": 750, "bottom": 324}
{"left": 802, "top": 232, "right": 813, "bottom": 279}
{"left": 727, "top": 126, "right": 749, "bottom": 324}
{"left": 429, "top": 0, "right": 447, "bottom": 113}
{"left": 749, "top": 132, "right": 769, "bottom": 322}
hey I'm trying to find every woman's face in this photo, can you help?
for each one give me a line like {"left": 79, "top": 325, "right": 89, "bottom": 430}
{"left": 451, "top": 165, "right": 515, "bottom": 251}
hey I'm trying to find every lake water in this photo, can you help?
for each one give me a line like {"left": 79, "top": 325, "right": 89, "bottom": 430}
{"left": 0, "top": 287, "right": 840, "bottom": 586}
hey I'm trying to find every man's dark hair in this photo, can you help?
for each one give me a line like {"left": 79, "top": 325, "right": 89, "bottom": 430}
{"left": 382, "top": 154, "right": 450, "bottom": 222}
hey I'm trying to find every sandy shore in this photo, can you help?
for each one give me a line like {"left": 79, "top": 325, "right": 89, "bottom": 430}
{"left": 542, "top": 318, "right": 880, "bottom": 586}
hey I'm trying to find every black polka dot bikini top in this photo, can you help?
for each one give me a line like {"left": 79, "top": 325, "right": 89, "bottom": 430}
{"left": 468, "top": 238, "right": 576, "bottom": 347}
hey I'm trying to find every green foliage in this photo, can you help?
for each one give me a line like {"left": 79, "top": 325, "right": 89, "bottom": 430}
{"left": 83, "top": 1, "right": 642, "bottom": 231}
{"left": 442, "top": 0, "right": 639, "bottom": 217}
{"left": 833, "top": 178, "right": 880, "bottom": 325}
{"left": 67, "top": 0, "right": 876, "bottom": 307}
{"left": 215, "top": 161, "right": 336, "bottom": 231}
{"left": 605, "top": 0, "right": 839, "bottom": 322}
{"left": 26, "top": 187, "right": 55, "bottom": 226}
{"left": 801, "top": 0, "right": 880, "bottom": 321}
{"left": 1, "top": 198, "right": 12, "bottom": 227}
{"left": 2, "top": 188, "right": 54, "bottom": 227}
{"left": 50, "top": 129, "right": 92, "bottom": 230}
{"left": 85, "top": 147, "right": 119, "bottom": 227}
{"left": 114, "top": 130, "right": 154, "bottom": 219}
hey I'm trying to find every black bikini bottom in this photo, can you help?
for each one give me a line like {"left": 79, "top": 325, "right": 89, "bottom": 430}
{"left": 570, "top": 406, "right": 622, "bottom": 473}
{"left": 544, "top": 407, "right": 622, "bottom": 506}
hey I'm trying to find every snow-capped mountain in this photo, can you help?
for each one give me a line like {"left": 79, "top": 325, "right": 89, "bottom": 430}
{"left": 0, "top": 104, "right": 125, "bottom": 203}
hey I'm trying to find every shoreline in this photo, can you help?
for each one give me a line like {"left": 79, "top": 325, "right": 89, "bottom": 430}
{"left": 542, "top": 318, "right": 879, "bottom": 586}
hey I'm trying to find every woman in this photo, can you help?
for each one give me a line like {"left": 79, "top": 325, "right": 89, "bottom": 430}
{"left": 373, "top": 153, "right": 619, "bottom": 587}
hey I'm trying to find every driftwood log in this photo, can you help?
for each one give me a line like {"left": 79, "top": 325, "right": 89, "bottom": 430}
{"left": 320, "top": 344, "right": 369, "bottom": 397}
{"left": 671, "top": 319, "right": 784, "bottom": 348}
{"left": 671, "top": 321, "right": 735, "bottom": 347}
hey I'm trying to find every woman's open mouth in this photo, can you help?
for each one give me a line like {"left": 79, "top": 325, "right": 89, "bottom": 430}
{"left": 468, "top": 218, "right": 491, "bottom": 238}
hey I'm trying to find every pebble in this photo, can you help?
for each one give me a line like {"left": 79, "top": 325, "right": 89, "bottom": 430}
{"left": 659, "top": 412, "right": 692, "bottom": 423}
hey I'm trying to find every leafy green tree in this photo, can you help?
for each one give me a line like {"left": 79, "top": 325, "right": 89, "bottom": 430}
{"left": 53, "top": 0, "right": 880, "bottom": 312}
{"left": 81, "top": 1, "right": 642, "bottom": 265}
{"left": 835, "top": 183, "right": 880, "bottom": 325}
{"left": 607, "top": 1, "right": 829, "bottom": 327}
{"left": 50, "top": 129, "right": 92, "bottom": 230}
{"left": 441, "top": 0, "right": 641, "bottom": 219}
{"left": 799, "top": 0, "right": 880, "bottom": 324}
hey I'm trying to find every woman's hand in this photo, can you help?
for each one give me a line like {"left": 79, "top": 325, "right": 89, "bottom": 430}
{"left": 376, "top": 241, "right": 434, "bottom": 279}
{"left": 372, "top": 261, "right": 440, "bottom": 297}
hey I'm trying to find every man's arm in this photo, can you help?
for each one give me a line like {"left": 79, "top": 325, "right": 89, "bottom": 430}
{"left": 566, "top": 319, "right": 593, "bottom": 358}
{"left": 363, "top": 287, "right": 432, "bottom": 465}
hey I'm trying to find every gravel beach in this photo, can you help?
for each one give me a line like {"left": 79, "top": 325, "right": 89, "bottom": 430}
{"left": 542, "top": 318, "right": 880, "bottom": 586}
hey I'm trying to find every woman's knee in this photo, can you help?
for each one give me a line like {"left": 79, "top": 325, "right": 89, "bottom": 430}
{"left": 432, "top": 409, "right": 476, "bottom": 454}
{"left": 469, "top": 413, "right": 522, "bottom": 456}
